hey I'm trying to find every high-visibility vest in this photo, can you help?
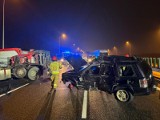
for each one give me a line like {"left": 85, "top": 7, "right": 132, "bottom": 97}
{"left": 49, "top": 61, "right": 62, "bottom": 74}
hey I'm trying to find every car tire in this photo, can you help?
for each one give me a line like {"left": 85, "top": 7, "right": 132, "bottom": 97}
{"left": 114, "top": 89, "right": 134, "bottom": 103}
{"left": 13, "top": 65, "right": 27, "bottom": 78}
{"left": 27, "top": 66, "right": 40, "bottom": 81}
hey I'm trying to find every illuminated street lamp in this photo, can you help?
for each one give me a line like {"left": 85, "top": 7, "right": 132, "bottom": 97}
{"left": 59, "top": 33, "right": 67, "bottom": 54}
{"left": 113, "top": 46, "right": 118, "bottom": 55}
{"left": 125, "top": 41, "right": 132, "bottom": 56}
{"left": 2, "top": 0, "right": 5, "bottom": 48}
{"left": 107, "top": 49, "right": 110, "bottom": 55}
{"left": 61, "top": 33, "right": 67, "bottom": 40}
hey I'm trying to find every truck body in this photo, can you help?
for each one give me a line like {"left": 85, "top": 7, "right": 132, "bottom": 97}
{"left": 0, "top": 48, "right": 51, "bottom": 81}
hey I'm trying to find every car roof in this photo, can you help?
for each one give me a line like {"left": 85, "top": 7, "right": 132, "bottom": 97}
{"left": 102, "top": 55, "right": 141, "bottom": 63}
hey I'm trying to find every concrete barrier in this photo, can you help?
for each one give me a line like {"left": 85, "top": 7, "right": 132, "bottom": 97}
{"left": 153, "top": 71, "right": 160, "bottom": 78}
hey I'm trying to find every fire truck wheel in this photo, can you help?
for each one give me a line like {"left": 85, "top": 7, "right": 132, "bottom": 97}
{"left": 28, "top": 66, "right": 40, "bottom": 81}
{"left": 14, "top": 66, "right": 27, "bottom": 78}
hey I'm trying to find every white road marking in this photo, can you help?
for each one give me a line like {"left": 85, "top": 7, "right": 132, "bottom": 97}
{"left": 0, "top": 93, "right": 6, "bottom": 98}
{"left": 0, "top": 83, "right": 29, "bottom": 98}
{"left": 82, "top": 90, "right": 88, "bottom": 119}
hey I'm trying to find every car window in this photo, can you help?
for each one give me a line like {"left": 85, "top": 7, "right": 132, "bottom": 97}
{"left": 118, "top": 65, "right": 135, "bottom": 77}
{"left": 138, "top": 61, "right": 152, "bottom": 77}
{"left": 100, "top": 64, "right": 112, "bottom": 75}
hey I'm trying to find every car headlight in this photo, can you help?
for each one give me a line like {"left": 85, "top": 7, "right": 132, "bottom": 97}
{"left": 88, "top": 59, "right": 92, "bottom": 62}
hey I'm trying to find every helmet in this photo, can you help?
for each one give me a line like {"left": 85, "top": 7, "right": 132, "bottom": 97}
{"left": 52, "top": 56, "right": 57, "bottom": 61}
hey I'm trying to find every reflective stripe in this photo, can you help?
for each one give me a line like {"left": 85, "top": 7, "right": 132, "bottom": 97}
{"left": 52, "top": 71, "right": 59, "bottom": 74}
{"left": 49, "top": 61, "right": 61, "bottom": 74}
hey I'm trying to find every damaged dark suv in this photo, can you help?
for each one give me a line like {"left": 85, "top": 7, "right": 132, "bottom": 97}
{"left": 62, "top": 55, "right": 156, "bottom": 103}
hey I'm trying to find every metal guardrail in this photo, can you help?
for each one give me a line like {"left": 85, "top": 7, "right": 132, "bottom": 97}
{"left": 143, "top": 57, "right": 160, "bottom": 78}
{"left": 143, "top": 57, "right": 160, "bottom": 68}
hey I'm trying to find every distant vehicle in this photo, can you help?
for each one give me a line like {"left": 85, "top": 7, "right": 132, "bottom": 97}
{"left": 0, "top": 48, "right": 51, "bottom": 81}
{"left": 87, "top": 55, "right": 95, "bottom": 63}
{"left": 91, "top": 49, "right": 108, "bottom": 59}
{"left": 62, "top": 55, "right": 156, "bottom": 103}
{"left": 88, "top": 49, "right": 109, "bottom": 63}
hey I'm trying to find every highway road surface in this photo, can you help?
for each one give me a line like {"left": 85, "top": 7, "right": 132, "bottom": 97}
{"left": 0, "top": 66, "right": 160, "bottom": 120}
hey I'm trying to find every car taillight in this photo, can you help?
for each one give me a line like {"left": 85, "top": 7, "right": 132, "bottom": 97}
{"left": 139, "top": 79, "right": 148, "bottom": 88}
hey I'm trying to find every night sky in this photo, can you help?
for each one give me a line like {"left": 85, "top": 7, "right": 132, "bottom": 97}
{"left": 0, "top": 0, "right": 160, "bottom": 55}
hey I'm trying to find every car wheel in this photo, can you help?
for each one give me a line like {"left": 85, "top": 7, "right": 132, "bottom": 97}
{"left": 27, "top": 66, "right": 40, "bottom": 81}
{"left": 13, "top": 66, "right": 27, "bottom": 78}
{"left": 114, "top": 89, "right": 133, "bottom": 103}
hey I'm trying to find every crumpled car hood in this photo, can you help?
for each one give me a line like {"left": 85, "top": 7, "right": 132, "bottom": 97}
{"left": 64, "top": 55, "right": 87, "bottom": 71}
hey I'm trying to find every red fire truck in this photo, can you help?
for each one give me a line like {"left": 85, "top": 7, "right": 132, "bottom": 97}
{"left": 0, "top": 48, "right": 51, "bottom": 81}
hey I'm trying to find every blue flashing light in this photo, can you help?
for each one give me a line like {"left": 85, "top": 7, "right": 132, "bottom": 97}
{"left": 64, "top": 51, "right": 71, "bottom": 54}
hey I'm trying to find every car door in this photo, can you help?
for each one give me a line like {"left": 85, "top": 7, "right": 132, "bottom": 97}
{"left": 98, "top": 63, "right": 114, "bottom": 92}
{"left": 83, "top": 65, "right": 101, "bottom": 87}
{"left": 116, "top": 63, "right": 138, "bottom": 88}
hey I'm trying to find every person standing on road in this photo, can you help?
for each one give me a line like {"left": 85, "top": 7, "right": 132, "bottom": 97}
{"left": 49, "top": 56, "right": 62, "bottom": 89}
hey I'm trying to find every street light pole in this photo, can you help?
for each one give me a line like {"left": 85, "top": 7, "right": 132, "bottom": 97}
{"left": 59, "top": 37, "right": 61, "bottom": 54}
{"left": 113, "top": 46, "right": 118, "bottom": 55}
{"left": 130, "top": 44, "right": 132, "bottom": 56}
{"left": 126, "top": 41, "right": 132, "bottom": 56}
{"left": 2, "top": 0, "right": 6, "bottom": 49}
{"left": 59, "top": 33, "right": 67, "bottom": 55}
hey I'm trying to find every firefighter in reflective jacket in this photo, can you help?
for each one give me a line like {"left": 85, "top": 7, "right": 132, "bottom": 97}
{"left": 49, "top": 56, "right": 62, "bottom": 89}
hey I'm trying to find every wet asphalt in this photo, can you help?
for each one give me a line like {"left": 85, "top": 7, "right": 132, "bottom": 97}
{"left": 0, "top": 67, "right": 160, "bottom": 120}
